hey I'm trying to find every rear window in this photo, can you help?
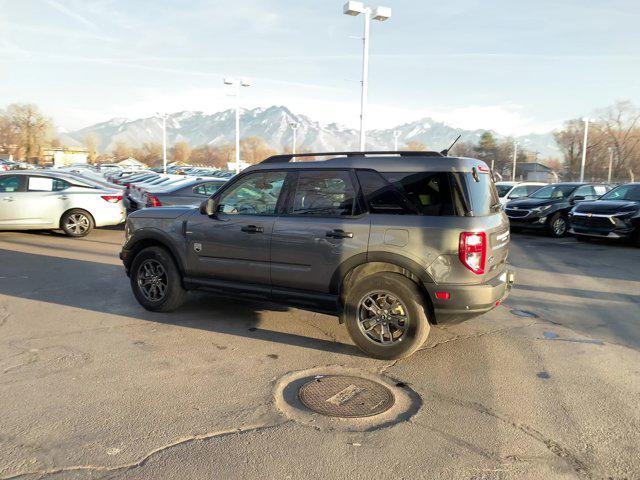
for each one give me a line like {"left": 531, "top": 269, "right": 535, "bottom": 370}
{"left": 357, "top": 169, "right": 499, "bottom": 217}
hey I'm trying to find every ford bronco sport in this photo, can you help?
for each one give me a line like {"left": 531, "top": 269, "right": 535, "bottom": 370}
{"left": 120, "top": 151, "right": 515, "bottom": 359}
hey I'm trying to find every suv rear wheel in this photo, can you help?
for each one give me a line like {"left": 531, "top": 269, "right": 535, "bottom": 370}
{"left": 130, "top": 246, "right": 186, "bottom": 312}
{"left": 343, "top": 272, "right": 431, "bottom": 359}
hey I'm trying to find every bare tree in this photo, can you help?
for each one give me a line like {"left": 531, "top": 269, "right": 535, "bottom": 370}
{"left": 171, "top": 141, "right": 191, "bottom": 163}
{"left": 84, "top": 134, "right": 100, "bottom": 164}
{"left": 4, "top": 103, "right": 54, "bottom": 162}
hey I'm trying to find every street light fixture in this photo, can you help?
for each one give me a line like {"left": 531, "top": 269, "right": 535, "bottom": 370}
{"left": 289, "top": 122, "right": 299, "bottom": 156}
{"left": 343, "top": 1, "right": 391, "bottom": 151}
{"left": 223, "top": 77, "right": 251, "bottom": 174}
{"left": 156, "top": 112, "right": 168, "bottom": 174}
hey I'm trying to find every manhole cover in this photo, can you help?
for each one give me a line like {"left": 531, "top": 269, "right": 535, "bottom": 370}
{"left": 298, "top": 375, "right": 395, "bottom": 418}
{"left": 509, "top": 309, "right": 538, "bottom": 318}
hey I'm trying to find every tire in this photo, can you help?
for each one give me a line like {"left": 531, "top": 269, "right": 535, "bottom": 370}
{"left": 343, "top": 272, "right": 431, "bottom": 360}
{"left": 60, "top": 209, "right": 94, "bottom": 238}
{"left": 547, "top": 213, "right": 568, "bottom": 238}
{"left": 130, "top": 246, "right": 186, "bottom": 312}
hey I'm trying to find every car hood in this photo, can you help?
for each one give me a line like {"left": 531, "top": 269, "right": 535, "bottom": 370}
{"left": 128, "top": 205, "right": 195, "bottom": 219}
{"left": 506, "top": 198, "right": 559, "bottom": 209}
{"left": 573, "top": 200, "right": 640, "bottom": 214}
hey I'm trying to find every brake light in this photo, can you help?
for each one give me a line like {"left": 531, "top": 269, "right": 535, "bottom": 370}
{"left": 101, "top": 195, "right": 122, "bottom": 203}
{"left": 459, "top": 231, "right": 487, "bottom": 275}
{"left": 147, "top": 195, "right": 162, "bottom": 207}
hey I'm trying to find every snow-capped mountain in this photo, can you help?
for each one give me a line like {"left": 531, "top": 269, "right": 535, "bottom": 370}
{"left": 63, "top": 105, "right": 561, "bottom": 158}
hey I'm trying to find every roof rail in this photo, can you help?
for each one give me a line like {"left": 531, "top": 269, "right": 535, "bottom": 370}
{"left": 260, "top": 150, "right": 444, "bottom": 164}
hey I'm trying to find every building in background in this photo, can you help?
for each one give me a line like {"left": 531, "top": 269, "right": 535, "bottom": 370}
{"left": 43, "top": 148, "right": 89, "bottom": 167}
{"left": 117, "top": 157, "right": 147, "bottom": 170}
{"left": 507, "top": 162, "right": 557, "bottom": 182}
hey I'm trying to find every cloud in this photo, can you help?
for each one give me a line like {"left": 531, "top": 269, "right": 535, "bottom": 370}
{"left": 44, "top": 0, "right": 98, "bottom": 29}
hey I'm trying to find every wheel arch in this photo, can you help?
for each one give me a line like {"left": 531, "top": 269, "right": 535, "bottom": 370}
{"left": 124, "top": 229, "right": 185, "bottom": 275}
{"left": 59, "top": 208, "right": 95, "bottom": 229}
{"left": 332, "top": 252, "right": 436, "bottom": 324}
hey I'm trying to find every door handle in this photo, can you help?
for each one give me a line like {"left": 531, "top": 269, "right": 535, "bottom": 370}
{"left": 58, "top": 196, "right": 69, "bottom": 200}
{"left": 1, "top": 197, "right": 14, "bottom": 202}
{"left": 241, "top": 224, "right": 264, "bottom": 234}
{"left": 326, "top": 229, "right": 353, "bottom": 239}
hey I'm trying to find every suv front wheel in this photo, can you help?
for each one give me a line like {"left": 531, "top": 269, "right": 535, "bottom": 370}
{"left": 130, "top": 246, "right": 186, "bottom": 312}
{"left": 343, "top": 273, "right": 431, "bottom": 359}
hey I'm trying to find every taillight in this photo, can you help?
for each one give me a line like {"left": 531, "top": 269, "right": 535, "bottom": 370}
{"left": 101, "top": 195, "right": 122, "bottom": 203}
{"left": 147, "top": 195, "right": 162, "bottom": 207}
{"left": 459, "top": 231, "right": 487, "bottom": 275}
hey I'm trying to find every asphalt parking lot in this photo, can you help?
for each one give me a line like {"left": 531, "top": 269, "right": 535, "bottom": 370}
{"left": 1, "top": 228, "right": 639, "bottom": 479}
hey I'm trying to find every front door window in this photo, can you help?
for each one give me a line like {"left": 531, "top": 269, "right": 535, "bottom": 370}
{"left": 218, "top": 172, "right": 286, "bottom": 215}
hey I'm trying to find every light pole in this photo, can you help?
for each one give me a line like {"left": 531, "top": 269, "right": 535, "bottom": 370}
{"left": 289, "top": 122, "right": 299, "bottom": 155}
{"left": 343, "top": 1, "right": 391, "bottom": 151}
{"left": 580, "top": 117, "right": 593, "bottom": 182}
{"left": 156, "top": 112, "right": 168, "bottom": 174}
{"left": 224, "top": 77, "right": 251, "bottom": 174}
{"left": 512, "top": 141, "right": 519, "bottom": 181}
{"left": 607, "top": 147, "right": 614, "bottom": 184}
{"left": 393, "top": 130, "right": 401, "bottom": 150}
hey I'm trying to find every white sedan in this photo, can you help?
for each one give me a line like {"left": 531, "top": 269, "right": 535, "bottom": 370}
{"left": 495, "top": 181, "right": 547, "bottom": 205}
{"left": 0, "top": 171, "right": 125, "bottom": 237}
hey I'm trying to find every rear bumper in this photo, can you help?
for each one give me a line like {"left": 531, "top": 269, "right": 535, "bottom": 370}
{"left": 426, "top": 269, "right": 515, "bottom": 323}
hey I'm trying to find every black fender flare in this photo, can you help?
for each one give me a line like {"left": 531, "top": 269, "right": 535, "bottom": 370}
{"left": 329, "top": 251, "right": 435, "bottom": 295}
{"left": 122, "top": 228, "right": 186, "bottom": 274}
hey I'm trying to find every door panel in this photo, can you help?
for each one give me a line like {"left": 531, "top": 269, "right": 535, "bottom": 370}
{"left": 271, "top": 216, "right": 370, "bottom": 293}
{"left": 270, "top": 169, "right": 370, "bottom": 293}
{"left": 185, "top": 171, "right": 287, "bottom": 286}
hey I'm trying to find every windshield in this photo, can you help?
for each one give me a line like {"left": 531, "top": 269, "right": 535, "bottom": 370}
{"left": 496, "top": 184, "right": 513, "bottom": 197}
{"left": 530, "top": 184, "right": 577, "bottom": 199}
{"left": 600, "top": 184, "right": 640, "bottom": 201}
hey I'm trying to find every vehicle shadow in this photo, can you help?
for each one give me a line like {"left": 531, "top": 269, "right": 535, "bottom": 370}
{"left": 0, "top": 248, "right": 363, "bottom": 357}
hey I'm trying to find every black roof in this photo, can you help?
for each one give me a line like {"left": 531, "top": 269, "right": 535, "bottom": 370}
{"left": 247, "top": 151, "right": 488, "bottom": 173}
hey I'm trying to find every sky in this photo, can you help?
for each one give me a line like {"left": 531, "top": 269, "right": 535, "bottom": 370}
{"left": 1, "top": 0, "right": 639, "bottom": 135}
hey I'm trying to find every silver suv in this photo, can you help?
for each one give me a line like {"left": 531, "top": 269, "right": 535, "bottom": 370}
{"left": 120, "top": 151, "right": 515, "bottom": 359}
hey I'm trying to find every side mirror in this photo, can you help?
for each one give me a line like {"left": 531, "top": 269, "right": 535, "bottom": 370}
{"left": 572, "top": 195, "right": 586, "bottom": 203}
{"left": 508, "top": 194, "right": 520, "bottom": 200}
{"left": 199, "top": 198, "right": 217, "bottom": 216}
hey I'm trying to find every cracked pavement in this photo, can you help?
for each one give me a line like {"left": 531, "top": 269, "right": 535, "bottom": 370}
{"left": 0, "top": 229, "right": 639, "bottom": 479}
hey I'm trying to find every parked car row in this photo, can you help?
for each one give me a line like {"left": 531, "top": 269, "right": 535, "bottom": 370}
{"left": 503, "top": 181, "right": 640, "bottom": 246}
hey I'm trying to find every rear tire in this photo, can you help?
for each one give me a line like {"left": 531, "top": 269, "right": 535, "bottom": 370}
{"left": 130, "top": 246, "right": 186, "bottom": 312}
{"left": 547, "top": 213, "right": 568, "bottom": 238}
{"left": 60, "top": 209, "right": 94, "bottom": 237}
{"left": 343, "top": 272, "right": 431, "bottom": 360}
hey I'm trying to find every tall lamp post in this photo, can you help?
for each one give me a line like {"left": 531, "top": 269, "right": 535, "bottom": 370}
{"left": 343, "top": 1, "right": 391, "bottom": 151}
{"left": 156, "top": 112, "right": 168, "bottom": 174}
{"left": 580, "top": 117, "right": 593, "bottom": 182}
{"left": 224, "top": 77, "right": 251, "bottom": 174}
{"left": 393, "top": 130, "right": 401, "bottom": 150}
{"left": 289, "top": 122, "right": 299, "bottom": 155}
{"left": 511, "top": 141, "right": 519, "bottom": 181}
{"left": 607, "top": 147, "right": 614, "bottom": 184}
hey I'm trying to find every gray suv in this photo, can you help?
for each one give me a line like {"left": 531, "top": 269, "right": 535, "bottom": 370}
{"left": 120, "top": 151, "right": 515, "bottom": 359}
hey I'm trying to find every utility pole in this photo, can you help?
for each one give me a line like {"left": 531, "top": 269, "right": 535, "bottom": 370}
{"left": 580, "top": 117, "right": 590, "bottom": 182}
{"left": 512, "top": 141, "right": 518, "bottom": 181}
{"left": 393, "top": 130, "right": 401, "bottom": 150}
{"left": 224, "top": 78, "right": 251, "bottom": 174}
{"left": 343, "top": 2, "right": 391, "bottom": 151}
{"left": 290, "top": 122, "right": 299, "bottom": 155}
{"left": 607, "top": 147, "right": 614, "bottom": 184}
{"left": 156, "top": 112, "right": 168, "bottom": 174}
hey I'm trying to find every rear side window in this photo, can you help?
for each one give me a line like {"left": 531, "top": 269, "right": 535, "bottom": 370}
{"left": 0, "top": 175, "right": 21, "bottom": 192}
{"left": 27, "top": 177, "right": 71, "bottom": 192}
{"left": 452, "top": 172, "right": 500, "bottom": 216}
{"left": 382, "top": 172, "right": 457, "bottom": 216}
{"left": 193, "top": 182, "right": 222, "bottom": 196}
{"left": 356, "top": 170, "right": 414, "bottom": 214}
{"left": 290, "top": 170, "right": 355, "bottom": 216}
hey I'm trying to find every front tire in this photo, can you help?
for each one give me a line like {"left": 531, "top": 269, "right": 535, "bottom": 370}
{"left": 130, "top": 246, "right": 186, "bottom": 312}
{"left": 61, "top": 209, "right": 94, "bottom": 237}
{"left": 547, "top": 213, "right": 568, "bottom": 238}
{"left": 343, "top": 273, "right": 431, "bottom": 360}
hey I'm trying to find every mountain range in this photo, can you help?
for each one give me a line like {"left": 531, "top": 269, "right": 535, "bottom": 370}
{"left": 61, "top": 105, "right": 561, "bottom": 159}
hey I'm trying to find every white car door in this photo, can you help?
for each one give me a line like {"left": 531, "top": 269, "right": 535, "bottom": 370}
{"left": 0, "top": 174, "right": 25, "bottom": 227}
{"left": 17, "top": 176, "right": 69, "bottom": 227}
